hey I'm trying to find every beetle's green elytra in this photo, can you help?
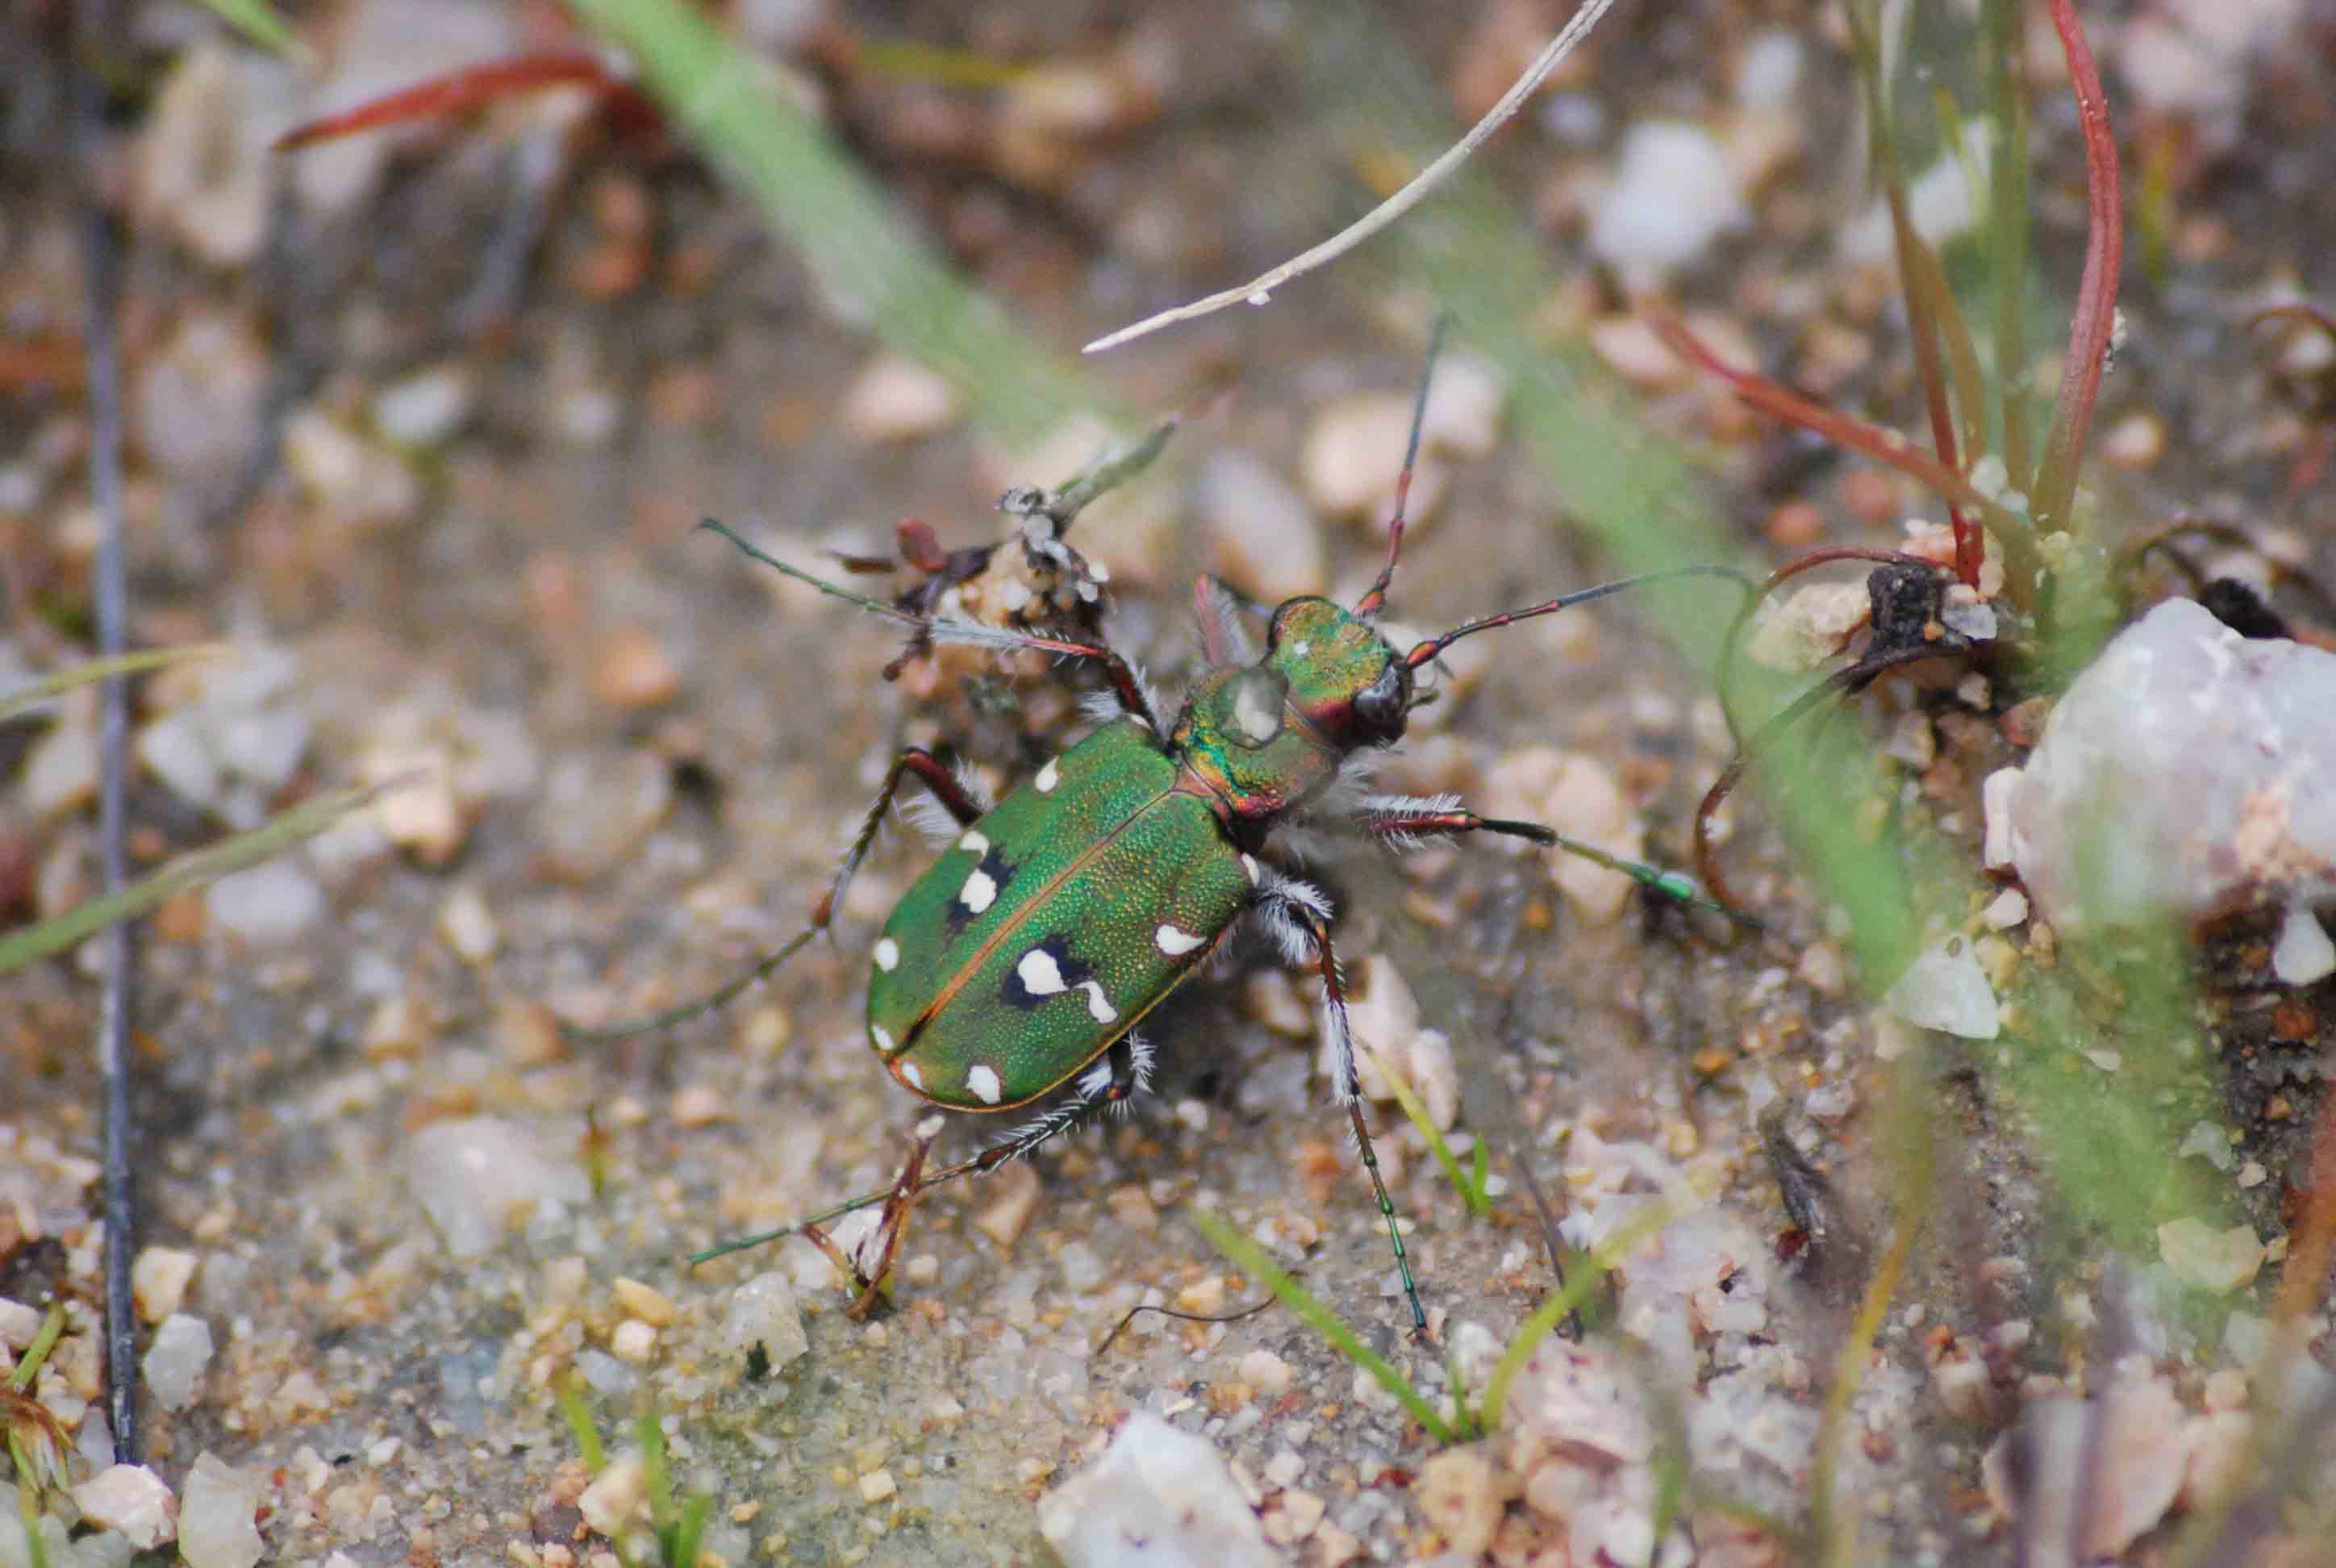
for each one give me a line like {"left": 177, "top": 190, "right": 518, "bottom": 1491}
{"left": 867, "top": 716, "right": 1249, "bottom": 1111}
{"left": 603, "top": 327, "right": 1743, "bottom": 1332}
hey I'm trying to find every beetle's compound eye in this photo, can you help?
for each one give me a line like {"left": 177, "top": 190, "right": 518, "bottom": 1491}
{"left": 1351, "top": 660, "right": 1411, "bottom": 743}
{"left": 1225, "top": 668, "right": 1288, "bottom": 747}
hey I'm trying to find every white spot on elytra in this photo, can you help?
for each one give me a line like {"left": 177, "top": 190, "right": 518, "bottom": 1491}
{"left": 898, "top": 1061, "right": 924, "bottom": 1091}
{"left": 872, "top": 937, "right": 899, "bottom": 972}
{"left": 1291, "top": 639, "right": 1311, "bottom": 657}
{"left": 967, "top": 1065, "right": 1003, "bottom": 1104}
{"left": 1017, "top": 947, "right": 1067, "bottom": 995}
{"left": 1241, "top": 853, "right": 1261, "bottom": 885}
{"left": 870, "top": 1024, "right": 894, "bottom": 1053}
{"left": 1155, "top": 924, "right": 1205, "bottom": 957}
{"left": 1035, "top": 758, "right": 1061, "bottom": 793}
{"left": 959, "top": 868, "right": 998, "bottom": 915}
{"left": 959, "top": 830, "right": 989, "bottom": 855}
{"left": 1076, "top": 980, "right": 1117, "bottom": 1024}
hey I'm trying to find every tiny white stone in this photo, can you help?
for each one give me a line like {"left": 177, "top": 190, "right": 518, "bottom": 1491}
{"left": 960, "top": 868, "right": 999, "bottom": 914}
{"left": 872, "top": 936, "right": 900, "bottom": 972}
{"left": 2273, "top": 905, "right": 2336, "bottom": 986}
{"left": 898, "top": 1061, "right": 924, "bottom": 1091}
{"left": 1018, "top": 947, "right": 1067, "bottom": 995}
{"left": 870, "top": 1024, "right": 894, "bottom": 1053}
{"left": 1155, "top": 924, "right": 1206, "bottom": 957}
{"left": 960, "top": 830, "right": 990, "bottom": 854}
{"left": 1077, "top": 980, "right": 1118, "bottom": 1024}
{"left": 1035, "top": 758, "right": 1061, "bottom": 793}
{"left": 967, "top": 1065, "right": 1003, "bottom": 1104}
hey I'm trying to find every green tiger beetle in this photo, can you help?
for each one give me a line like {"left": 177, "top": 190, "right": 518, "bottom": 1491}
{"left": 584, "top": 334, "right": 1740, "bottom": 1333}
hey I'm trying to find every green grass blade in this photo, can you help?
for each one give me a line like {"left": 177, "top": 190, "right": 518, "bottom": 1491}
{"left": 1479, "top": 1200, "right": 1675, "bottom": 1432}
{"left": 564, "top": 0, "right": 1108, "bottom": 450}
{"left": 0, "top": 644, "right": 228, "bottom": 725}
{"left": 555, "top": 1374, "right": 607, "bottom": 1473}
{"left": 191, "top": 0, "right": 295, "bottom": 53}
{"left": 0, "top": 782, "right": 380, "bottom": 975}
{"left": 1185, "top": 1207, "right": 1458, "bottom": 1445}
{"left": 1364, "top": 1046, "right": 1489, "bottom": 1218}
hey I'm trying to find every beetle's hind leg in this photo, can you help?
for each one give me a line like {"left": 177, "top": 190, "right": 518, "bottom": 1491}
{"left": 688, "top": 1034, "right": 1149, "bottom": 1286}
{"left": 1249, "top": 863, "right": 1429, "bottom": 1337}
{"left": 565, "top": 746, "right": 987, "bottom": 1045}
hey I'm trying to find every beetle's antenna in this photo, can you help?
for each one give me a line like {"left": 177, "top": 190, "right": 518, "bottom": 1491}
{"left": 701, "top": 518, "right": 929, "bottom": 628}
{"left": 1353, "top": 315, "right": 1449, "bottom": 620}
{"left": 1400, "top": 564, "right": 1751, "bottom": 668}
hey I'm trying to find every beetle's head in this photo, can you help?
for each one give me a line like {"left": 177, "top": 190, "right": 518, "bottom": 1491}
{"left": 1264, "top": 596, "right": 1414, "bottom": 747}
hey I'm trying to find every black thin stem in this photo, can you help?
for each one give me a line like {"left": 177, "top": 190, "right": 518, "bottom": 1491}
{"left": 74, "top": 0, "right": 140, "bottom": 1465}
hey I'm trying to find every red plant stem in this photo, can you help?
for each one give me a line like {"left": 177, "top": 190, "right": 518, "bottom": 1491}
{"left": 2033, "top": 0, "right": 2122, "bottom": 531}
{"left": 1653, "top": 313, "right": 1998, "bottom": 520}
{"left": 273, "top": 53, "right": 646, "bottom": 150}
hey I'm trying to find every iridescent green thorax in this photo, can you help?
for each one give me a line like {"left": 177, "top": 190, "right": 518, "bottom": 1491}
{"left": 1166, "top": 597, "right": 1413, "bottom": 821}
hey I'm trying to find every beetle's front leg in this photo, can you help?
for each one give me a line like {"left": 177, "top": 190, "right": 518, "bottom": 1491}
{"left": 1248, "top": 862, "right": 1429, "bottom": 1337}
{"left": 1353, "top": 791, "right": 1754, "bottom": 926}
{"left": 1351, "top": 791, "right": 1558, "bottom": 850}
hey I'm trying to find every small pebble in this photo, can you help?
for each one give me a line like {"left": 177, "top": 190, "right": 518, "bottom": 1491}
{"left": 178, "top": 1452, "right": 265, "bottom": 1568}
{"left": 591, "top": 624, "right": 682, "bottom": 711}
{"left": 2100, "top": 411, "right": 2165, "bottom": 469}
{"left": 1057, "top": 1241, "right": 1107, "bottom": 1294}
{"left": 723, "top": 1273, "right": 809, "bottom": 1372}
{"left": 405, "top": 1116, "right": 591, "bottom": 1259}
{"left": 579, "top": 1456, "right": 646, "bottom": 1535}
{"left": 73, "top": 1463, "right": 177, "bottom": 1550}
{"left": 972, "top": 1160, "right": 1041, "bottom": 1249}
{"left": 2157, "top": 1216, "right": 2266, "bottom": 1294}
{"left": 1413, "top": 1448, "right": 1504, "bottom": 1556}
{"left": 1037, "top": 1413, "right": 1277, "bottom": 1568}
{"left": 436, "top": 885, "right": 499, "bottom": 963}
{"left": 838, "top": 352, "right": 960, "bottom": 443}
{"left": 610, "top": 1319, "right": 658, "bottom": 1365}
{"left": 1879, "top": 938, "right": 2000, "bottom": 1040}
{"left": 537, "top": 750, "right": 674, "bottom": 882}
{"left": 1299, "top": 392, "right": 1451, "bottom": 528}
{"left": 23, "top": 712, "right": 99, "bottom": 819}
{"left": 205, "top": 861, "right": 326, "bottom": 948}
{"left": 1981, "top": 889, "right": 2029, "bottom": 929}
{"left": 284, "top": 408, "right": 420, "bottom": 528}
{"left": 670, "top": 1084, "right": 728, "bottom": 1127}
{"left": 2271, "top": 905, "right": 2335, "bottom": 986}
{"left": 493, "top": 998, "right": 562, "bottom": 1068}
{"left": 1195, "top": 449, "right": 1326, "bottom": 603}
{"left": 371, "top": 365, "right": 475, "bottom": 447}
{"left": 857, "top": 1468, "right": 896, "bottom": 1503}
{"left": 132, "top": 1247, "right": 198, "bottom": 1323}
{"left": 1588, "top": 121, "right": 1747, "bottom": 283}
{"left": 1236, "top": 1349, "right": 1294, "bottom": 1399}
{"left": 612, "top": 1277, "right": 678, "bottom": 1328}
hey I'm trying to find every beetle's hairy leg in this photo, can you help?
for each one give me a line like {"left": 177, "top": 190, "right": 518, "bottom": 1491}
{"left": 817, "top": 746, "right": 984, "bottom": 928}
{"left": 818, "top": 1117, "right": 942, "bottom": 1318}
{"left": 566, "top": 747, "right": 983, "bottom": 1046}
{"left": 1354, "top": 793, "right": 1759, "bottom": 928}
{"left": 1251, "top": 863, "right": 1429, "bottom": 1335}
{"left": 687, "top": 1046, "right": 1144, "bottom": 1273}
{"left": 1351, "top": 791, "right": 1558, "bottom": 852}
